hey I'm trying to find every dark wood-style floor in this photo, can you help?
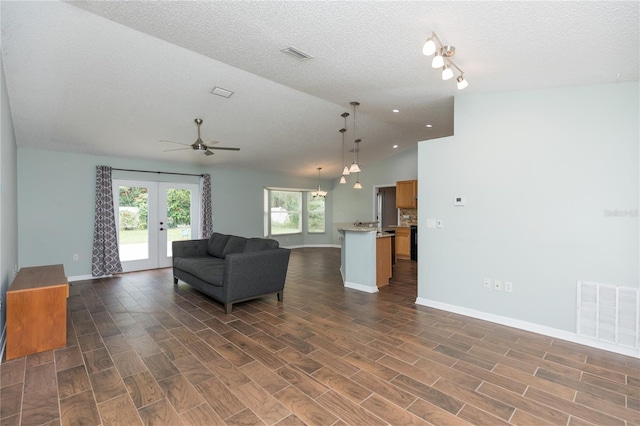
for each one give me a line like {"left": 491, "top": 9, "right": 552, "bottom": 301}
{"left": 1, "top": 247, "right": 638, "bottom": 425}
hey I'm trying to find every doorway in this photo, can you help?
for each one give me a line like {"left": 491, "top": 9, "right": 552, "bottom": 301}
{"left": 376, "top": 186, "right": 398, "bottom": 229}
{"left": 113, "top": 180, "right": 200, "bottom": 272}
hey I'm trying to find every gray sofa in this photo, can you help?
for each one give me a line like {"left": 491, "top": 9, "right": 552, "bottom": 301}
{"left": 172, "top": 233, "right": 291, "bottom": 314}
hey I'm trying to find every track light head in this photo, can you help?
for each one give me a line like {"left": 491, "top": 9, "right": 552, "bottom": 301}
{"left": 431, "top": 53, "right": 444, "bottom": 68}
{"left": 456, "top": 75, "right": 469, "bottom": 90}
{"left": 442, "top": 65, "right": 454, "bottom": 81}
{"left": 422, "top": 38, "right": 436, "bottom": 56}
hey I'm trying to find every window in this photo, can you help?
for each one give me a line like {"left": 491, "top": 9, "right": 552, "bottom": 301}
{"left": 264, "top": 188, "right": 326, "bottom": 236}
{"left": 307, "top": 193, "right": 325, "bottom": 233}
{"left": 268, "top": 190, "right": 302, "bottom": 235}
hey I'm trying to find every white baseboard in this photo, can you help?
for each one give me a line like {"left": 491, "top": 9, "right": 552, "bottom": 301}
{"left": 415, "top": 297, "right": 640, "bottom": 359}
{"left": 345, "top": 281, "right": 378, "bottom": 293}
{"left": 68, "top": 274, "right": 96, "bottom": 282}
{"left": 281, "top": 244, "right": 341, "bottom": 249}
{"left": 68, "top": 274, "right": 112, "bottom": 282}
{"left": 68, "top": 245, "right": 341, "bottom": 281}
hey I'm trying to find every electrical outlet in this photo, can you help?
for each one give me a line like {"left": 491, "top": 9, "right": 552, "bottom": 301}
{"left": 494, "top": 280, "right": 503, "bottom": 291}
{"left": 73, "top": 254, "right": 79, "bottom": 261}
{"left": 436, "top": 219, "right": 443, "bottom": 228}
{"left": 505, "top": 281, "right": 513, "bottom": 292}
{"left": 483, "top": 278, "right": 491, "bottom": 289}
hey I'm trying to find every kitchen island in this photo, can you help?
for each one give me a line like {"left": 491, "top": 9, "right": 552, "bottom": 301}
{"left": 335, "top": 223, "right": 393, "bottom": 293}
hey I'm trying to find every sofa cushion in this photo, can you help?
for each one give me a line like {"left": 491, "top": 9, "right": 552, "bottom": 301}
{"left": 223, "top": 236, "right": 248, "bottom": 257}
{"left": 173, "top": 256, "right": 225, "bottom": 286}
{"left": 207, "top": 233, "right": 230, "bottom": 258}
{"left": 244, "top": 237, "right": 279, "bottom": 252}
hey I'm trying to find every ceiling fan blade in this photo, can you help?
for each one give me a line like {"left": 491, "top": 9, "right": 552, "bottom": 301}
{"left": 204, "top": 150, "right": 214, "bottom": 156}
{"left": 203, "top": 139, "right": 219, "bottom": 145}
{"left": 159, "top": 139, "right": 189, "bottom": 146}
{"left": 206, "top": 146, "right": 240, "bottom": 151}
{"left": 163, "top": 147, "right": 190, "bottom": 152}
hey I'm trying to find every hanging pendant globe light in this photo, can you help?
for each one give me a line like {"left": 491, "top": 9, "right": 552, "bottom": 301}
{"left": 348, "top": 101, "right": 362, "bottom": 174}
{"left": 340, "top": 112, "right": 350, "bottom": 178}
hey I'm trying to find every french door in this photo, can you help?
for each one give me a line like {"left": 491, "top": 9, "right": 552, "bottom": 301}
{"left": 113, "top": 180, "right": 200, "bottom": 272}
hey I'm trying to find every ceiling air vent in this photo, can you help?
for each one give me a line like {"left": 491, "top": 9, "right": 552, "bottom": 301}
{"left": 280, "top": 46, "right": 313, "bottom": 61}
{"left": 210, "top": 86, "right": 234, "bottom": 98}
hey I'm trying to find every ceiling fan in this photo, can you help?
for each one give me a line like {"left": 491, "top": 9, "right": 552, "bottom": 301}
{"left": 161, "top": 118, "right": 240, "bottom": 156}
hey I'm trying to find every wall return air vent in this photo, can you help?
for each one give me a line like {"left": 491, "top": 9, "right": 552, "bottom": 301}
{"left": 577, "top": 280, "right": 639, "bottom": 350}
{"left": 280, "top": 46, "right": 314, "bottom": 61}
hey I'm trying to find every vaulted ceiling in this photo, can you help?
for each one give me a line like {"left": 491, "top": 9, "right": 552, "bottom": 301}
{"left": 2, "top": 1, "right": 638, "bottom": 178}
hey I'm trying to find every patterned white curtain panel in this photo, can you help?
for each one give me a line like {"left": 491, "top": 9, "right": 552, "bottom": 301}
{"left": 91, "top": 165, "right": 123, "bottom": 276}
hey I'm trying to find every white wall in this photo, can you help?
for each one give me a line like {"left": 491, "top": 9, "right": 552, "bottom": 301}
{"left": 1, "top": 55, "right": 19, "bottom": 352}
{"left": 17, "top": 149, "right": 332, "bottom": 277}
{"left": 418, "top": 83, "right": 639, "bottom": 336}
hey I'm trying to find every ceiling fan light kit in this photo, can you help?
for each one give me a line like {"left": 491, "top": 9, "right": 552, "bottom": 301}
{"left": 423, "top": 31, "right": 468, "bottom": 90}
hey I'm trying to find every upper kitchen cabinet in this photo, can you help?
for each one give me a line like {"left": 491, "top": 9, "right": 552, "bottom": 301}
{"left": 396, "top": 180, "right": 418, "bottom": 209}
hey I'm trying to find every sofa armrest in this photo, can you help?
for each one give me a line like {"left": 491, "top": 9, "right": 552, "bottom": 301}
{"left": 223, "top": 248, "right": 291, "bottom": 301}
{"left": 172, "top": 239, "right": 209, "bottom": 259}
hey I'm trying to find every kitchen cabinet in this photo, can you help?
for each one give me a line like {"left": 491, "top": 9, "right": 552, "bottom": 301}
{"left": 395, "top": 227, "right": 410, "bottom": 260}
{"left": 376, "top": 236, "right": 392, "bottom": 287}
{"left": 396, "top": 180, "right": 417, "bottom": 208}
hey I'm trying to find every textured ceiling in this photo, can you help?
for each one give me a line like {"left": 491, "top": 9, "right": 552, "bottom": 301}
{"left": 1, "top": 1, "right": 638, "bottom": 178}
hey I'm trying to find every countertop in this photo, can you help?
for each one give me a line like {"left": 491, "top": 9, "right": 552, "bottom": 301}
{"left": 335, "top": 224, "right": 377, "bottom": 232}
{"left": 334, "top": 223, "right": 394, "bottom": 238}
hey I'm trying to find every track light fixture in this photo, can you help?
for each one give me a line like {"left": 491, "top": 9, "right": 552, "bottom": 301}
{"left": 422, "top": 32, "right": 468, "bottom": 90}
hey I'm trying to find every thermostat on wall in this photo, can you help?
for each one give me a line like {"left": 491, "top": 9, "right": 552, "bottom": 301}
{"left": 453, "top": 196, "right": 466, "bottom": 206}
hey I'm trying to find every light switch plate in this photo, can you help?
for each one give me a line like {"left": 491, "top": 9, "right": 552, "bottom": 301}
{"left": 426, "top": 219, "right": 436, "bottom": 228}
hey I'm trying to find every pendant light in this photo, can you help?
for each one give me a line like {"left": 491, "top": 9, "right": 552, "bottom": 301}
{"left": 349, "top": 101, "right": 362, "bottom": 173}
{"left": 311, "top": 167, "right": 327, "bottom": 198}
{"left": 340, "top": 112, "right": 350, "bottom": 179}
{"left": 353, "top": 173, "right": 362, "bottom": 189}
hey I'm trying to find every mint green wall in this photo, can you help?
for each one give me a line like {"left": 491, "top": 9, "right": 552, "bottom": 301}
{"left": 330, "top": 146, "right": 418, "bottom": 243}
{"left": 418, "top": 82, "right": 639, "bottom": 332}
{"left": 17, "top": 149, "right": 332, "bottom": 277}
{"left": 1, "top": 54, "right": 19, "bottom": 344}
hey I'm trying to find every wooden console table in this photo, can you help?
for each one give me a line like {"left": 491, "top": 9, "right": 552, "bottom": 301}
{"left": 6, "top": 264, "right": 69, "bottom": 360}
